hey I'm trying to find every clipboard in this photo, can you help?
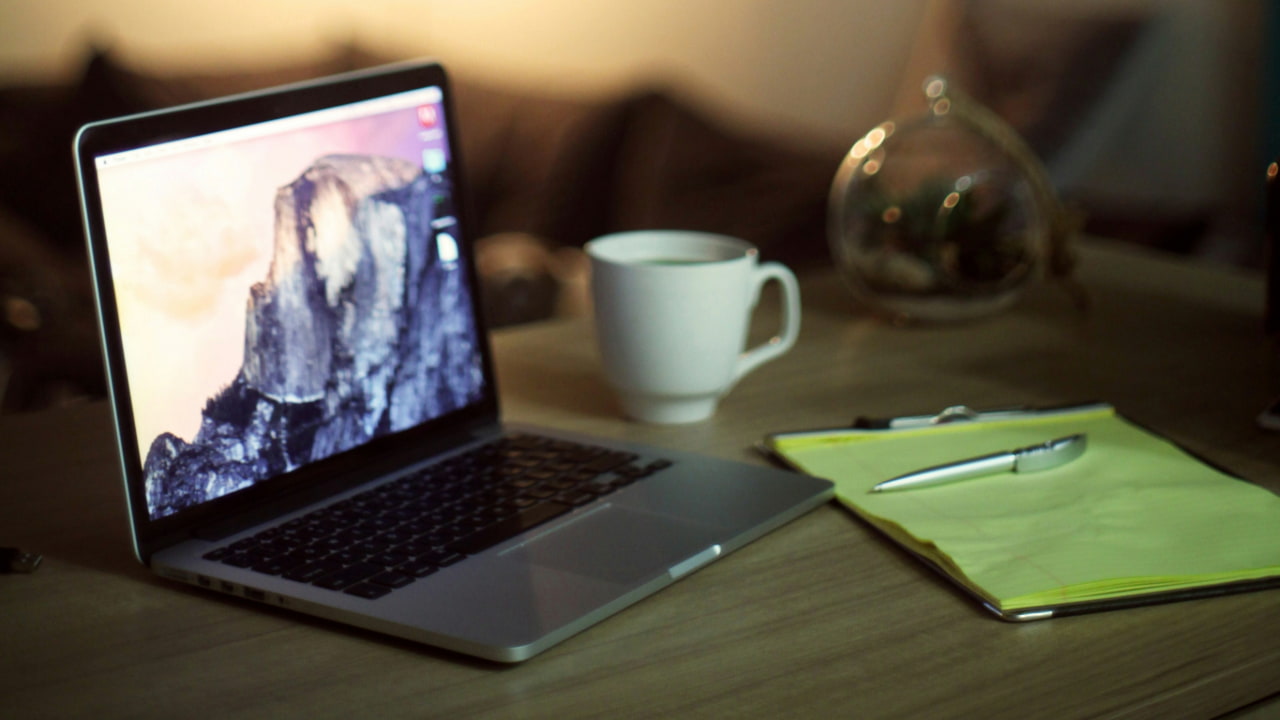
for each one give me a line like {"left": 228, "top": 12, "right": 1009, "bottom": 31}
{"left": 763, "top": 403, "right": 1280, "bottom": 621}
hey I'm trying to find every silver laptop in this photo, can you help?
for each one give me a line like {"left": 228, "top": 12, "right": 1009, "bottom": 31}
{"left": 74, "top": 60, "right": 833, "bottom": 663}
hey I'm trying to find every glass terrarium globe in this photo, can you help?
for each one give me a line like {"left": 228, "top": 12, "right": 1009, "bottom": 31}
{"left": 828, "top": 79, "right": 1053, "bottom": 323}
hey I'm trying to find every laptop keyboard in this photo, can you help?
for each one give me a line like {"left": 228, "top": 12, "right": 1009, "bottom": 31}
{"left": 201, "top": 433, "right": 673, "bottom": 599}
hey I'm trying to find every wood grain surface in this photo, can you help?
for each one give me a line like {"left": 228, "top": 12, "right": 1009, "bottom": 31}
{"left": 2, "top": 240, "right": 1277, "bottom": 719}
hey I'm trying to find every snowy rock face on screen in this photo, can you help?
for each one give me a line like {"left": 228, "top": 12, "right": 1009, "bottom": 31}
{"left": 143, "top": 154, "right": 484, "bottom": 519}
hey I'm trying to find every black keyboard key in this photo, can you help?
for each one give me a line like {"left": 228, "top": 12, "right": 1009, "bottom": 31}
{"left": 547, "top": 477, "right": 580, "bottom": 491}
{"left": 313, "top": 562, "right": 381, "bottom": 590}
{"left": 446, "top": 515, "right": 487, "bottom": 534}
{"left": 369, "top": 571, "right": 415, "bottom": 589}
{"left": 400, "top": 518, "right": 442, "bottom": 536}
{"left": 408, "top": 533, "right": 456, "bottom": 552}
{"left": 448, "top": 501, "right": 571, "bottom": 555}
{"left": 581, "top": 451, "right": 639, "bottom": 474}
{"left": 294, "top": 545, "right": 328, "bottom": 562}
{"left": 223, "top": 552, "right": 260, "bottom": 568}
{"left": 614, "top": 464, "right": 648, "bottom": 478}
{"left": 328, "top": 550, "right": 365, "bottom": 566}
{"left": 555, "top": 490, "right": 595, "bottom": 507}
{"left": 405, "top": 548, "right": 464, "bottom": 566}
{"left": 398, "top": 558, "right": 441, "bottom": 578}
{"left": 368, "top": 552, "right": 409, "bottom": 568}
{"left": 251, "top": 556, "right": 302, "bottom": 576}
{"left": 202, "top": 547, "right": 230, "bottom": 562}
{"left": 583, "top": 480, "right": 618, "bottom": 496}
{"left": 376, "top": 530, "right": 414, "bottom": 547}
{"left": 283, "top": 557, "right": 345, "bottom": 583}
{"left": 565, "top": 468, "right": 603, "bottom": 483}
{"left": 252, "top": 537, "right": 293, "bottom": 555}
{"left": 344, "top": 583, "right": 392, "bottom": 599}
{"left": 313, "top": 536, "right": 349, "bottom": 553}
{"left": 431, "top": 551, "right": 465, "bottom": 567}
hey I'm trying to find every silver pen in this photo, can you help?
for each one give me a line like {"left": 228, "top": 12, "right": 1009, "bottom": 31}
{"left": 868, "top": 433, "right": 1087, "bottom": 493}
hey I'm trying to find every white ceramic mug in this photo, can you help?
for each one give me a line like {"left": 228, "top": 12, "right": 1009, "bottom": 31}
{"left": 586, "top": 230, "right": 801, "bottom": 424}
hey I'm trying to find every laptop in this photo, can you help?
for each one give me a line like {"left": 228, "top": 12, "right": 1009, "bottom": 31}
{"left": 73, "top": 60, "right": 833, "bottom": 663}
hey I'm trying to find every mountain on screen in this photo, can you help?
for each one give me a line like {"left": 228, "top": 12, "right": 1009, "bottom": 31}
{"left": 142, "top": 154, "right": 484, "bottom": 518}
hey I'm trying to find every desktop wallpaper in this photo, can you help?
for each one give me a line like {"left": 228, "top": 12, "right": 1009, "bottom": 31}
{"left": 96, "top": 97, "right": 486, "bottom": 519}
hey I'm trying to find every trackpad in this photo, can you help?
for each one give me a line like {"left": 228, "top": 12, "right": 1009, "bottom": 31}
{"left": 500, "top": 505, "right": 721, "bottom": 585}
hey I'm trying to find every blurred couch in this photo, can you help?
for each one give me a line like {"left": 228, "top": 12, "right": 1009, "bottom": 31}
{"left": 0, "top": 45, "right": 839, "bottom": 412}
{"left": 919, "top": 0, "right": 1267, "bottom": 264}
{"left": 2, "top": 1, "right": 1269, "bottom": 413}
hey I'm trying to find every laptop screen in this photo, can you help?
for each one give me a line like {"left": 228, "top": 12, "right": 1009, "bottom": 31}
{"left": 88, "top": 79, "right": 488, "bottom": 522}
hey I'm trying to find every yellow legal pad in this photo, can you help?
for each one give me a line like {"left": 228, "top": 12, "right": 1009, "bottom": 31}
{"left": 765, "top": 404, "right": 1280, "bottom": 619}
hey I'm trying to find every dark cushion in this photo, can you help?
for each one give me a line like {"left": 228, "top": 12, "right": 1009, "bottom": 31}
{"left": 0, "top": 46, "right": 840, "bottom": 410}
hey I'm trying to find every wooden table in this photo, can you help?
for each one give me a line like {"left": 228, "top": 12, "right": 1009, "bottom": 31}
{"left": 2, "top": 241, "right": 1277, "bottom": 718}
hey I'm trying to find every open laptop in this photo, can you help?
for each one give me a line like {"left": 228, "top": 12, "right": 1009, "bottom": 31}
{"left": 74, "top": 60, "right": 833, "bottom": 663}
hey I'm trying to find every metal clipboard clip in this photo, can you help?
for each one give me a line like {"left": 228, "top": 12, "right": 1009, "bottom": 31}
{"left": 851, "top": 402, "right": 1112, "bottom": 430}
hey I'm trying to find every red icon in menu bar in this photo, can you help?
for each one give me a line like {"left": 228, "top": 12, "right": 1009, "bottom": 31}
{"left": 417, "top": 105, "right": 439, "bottom": 128}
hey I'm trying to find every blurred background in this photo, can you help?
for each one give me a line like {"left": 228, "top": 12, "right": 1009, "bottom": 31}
{"left": 0, "top": 0, "right": 1275, "bottom": 412}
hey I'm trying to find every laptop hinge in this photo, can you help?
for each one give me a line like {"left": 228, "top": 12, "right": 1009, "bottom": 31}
{"left": 192, "top": 418, "right": 504, "bottom": 542}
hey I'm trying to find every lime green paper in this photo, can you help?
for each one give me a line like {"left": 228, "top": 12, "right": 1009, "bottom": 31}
{"left": 770, "top": 407, "right": 1280, "bottom": 611}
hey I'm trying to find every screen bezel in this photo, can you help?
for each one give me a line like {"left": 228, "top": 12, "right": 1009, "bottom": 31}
{"left": 74, "top": 61, "right": 501, "bottom": 560}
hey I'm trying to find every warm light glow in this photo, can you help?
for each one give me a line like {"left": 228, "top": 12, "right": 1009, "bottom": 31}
{"left": 932, "top": 98, "right": 951, "bottom": 116}
{"left": 943, "top": 192, "right": 961, "bottom": 209}
{"left": 853, "top": 122, "right": 894, "bottom": 161}
{"left": 863, "top": 159, "right": 881, "bottom": 176}
{"left": 1269, "top": 162, "right": 1279, "bottom": 181}
{"left": 881, "top": 206, "right": 902, "bottom": 224}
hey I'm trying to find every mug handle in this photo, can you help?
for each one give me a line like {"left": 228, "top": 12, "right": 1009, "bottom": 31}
{"left": 734, "top": 262, "right": 801, "bottom": 383}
